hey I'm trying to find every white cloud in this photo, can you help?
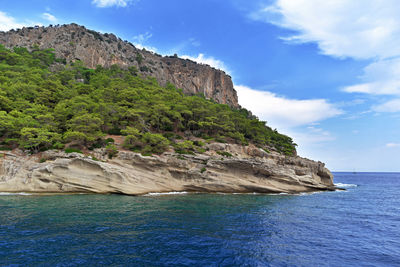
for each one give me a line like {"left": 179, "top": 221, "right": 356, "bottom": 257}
{"left": 132, "top": 32, "right": 158, "bottom": 53}
{"left": 235, "top": 85, "right": 342, "bottom": 129}
{"left": 41, "top": 12, "right": 57, "bottom": 23}
{"left": 92, "top": 0, "right": 132, "bottom": 8}
{"left": 253, "top": 0, "right": 400, "bottom": 60}
{"left": 252, "top": 0, "right": 400, "bottom": 102}
{"left": 386, "top": 143, "right": 400, "bottom": 148}
{"left": 0, "top": 11, "right": 25, "bottom": 31}
{"left": 372, "top": 99, "right": 400, "bottom": 113}
{"left": 133, "top": 32, "right": 152, "bottom": 43}
{"left": 181, "top": 54, "right": 230, "bottom": 73}
{"left": 133, "top": 43, "right": 158, "bottom": 53}
{"left": 343, "top": 58, "right": 400, "bottom": 95}
{"left": 189, "top": 38, "right": 201, "bottom": 47}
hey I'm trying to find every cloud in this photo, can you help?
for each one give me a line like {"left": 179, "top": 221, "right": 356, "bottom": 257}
{"left": 372, "top": 99, "right": 400, "bottom": 113}
{"left": 181, "top": 54, "right": 230, "bottom": 73}
{"left": 235, "top": 85, "right": 342, "bottom": 129}
{"left": 133, "top": 43, "right": 158, "bottom": 53}
{"left": 386, "top": 143, "right": 400, "bottom": 148}
{"left": 0, "top": 11, "right": 25, "bottom": 31}
{"left": 133, "top": 32, "right": 152, "bottom": 43}
{"left": 252, "top": 0, "right": 400, "bottom": 103}
{"left": 343, "top": 57, "right": 400, "bottom": 95}
{"left": 189, "top": 38, "right": 201, "bottom": 47}
{"left": 92, "top": 0, "right": 133, "bottom": 8}
{"left": 252, "top": 0, "right": 400, "bottom": 60}
{"left": 41, "top": 12, "right": 57, "bottom": 23}
{"left": 131, "top": 32, "right": 158, "bottom": 53}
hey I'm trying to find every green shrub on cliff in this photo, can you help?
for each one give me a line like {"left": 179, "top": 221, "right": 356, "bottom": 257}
{"left": 0, "top": 45, "right": 296, "bottom": 155}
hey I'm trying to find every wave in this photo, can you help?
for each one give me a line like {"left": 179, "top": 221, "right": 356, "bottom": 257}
{"left": 0, "top": 192, "right": 32, "bottom": 196}
{"left": 145, "top": 191, "right": 189, "bottom": 196}
{"left": 335, "top": 183, "right": 358, "bottom": 188}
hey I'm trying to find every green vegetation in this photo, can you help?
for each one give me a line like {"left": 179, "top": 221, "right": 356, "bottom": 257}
{"left": 217, "top": 151, "right": 233, "bottom": 157}
{"left": 105, "top": 143, "right": 118, "bottom": 159}
{"left": 64, "top": 148, "right": 83, "bottom": 154}
{"left": 0, "top": 45, "right": 296, "bottom": 155}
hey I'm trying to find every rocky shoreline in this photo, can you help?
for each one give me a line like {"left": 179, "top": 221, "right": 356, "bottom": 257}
{"left": 0, "top": 144, "right": 336, "bottom": 195}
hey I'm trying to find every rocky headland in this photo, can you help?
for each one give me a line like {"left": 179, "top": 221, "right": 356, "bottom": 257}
{"left": 0, "top": 144, "right": 335, "bottom": 195}
{"left": 0, "top": 24, "right": 336, "bottom": 195}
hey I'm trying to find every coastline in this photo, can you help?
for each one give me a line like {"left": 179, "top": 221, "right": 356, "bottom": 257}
{"left": 0, "top": 143, "right": 336, "bottom": 195}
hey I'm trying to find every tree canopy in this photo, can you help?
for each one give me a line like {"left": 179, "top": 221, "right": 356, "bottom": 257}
{"left": 0, "top": 45, "right": 296, "bottom": 155}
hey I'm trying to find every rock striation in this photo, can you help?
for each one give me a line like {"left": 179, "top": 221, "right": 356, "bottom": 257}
{"left": 0, "top": 144, "right": 335, "bottom": 195}
{"left": 0, "top": 24, "right": 239, "bottom": 107}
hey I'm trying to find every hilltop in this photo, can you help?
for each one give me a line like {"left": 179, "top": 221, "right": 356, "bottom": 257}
{"left": 0, "top": 23, "right": 238, "bottom": 107}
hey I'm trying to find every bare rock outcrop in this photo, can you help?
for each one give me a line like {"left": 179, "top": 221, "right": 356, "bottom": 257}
{"left": 0, "top": 24, "right": 239, "bottom": 107}
{"left": 0, "top": 145, "right": 335, "bottom": 195}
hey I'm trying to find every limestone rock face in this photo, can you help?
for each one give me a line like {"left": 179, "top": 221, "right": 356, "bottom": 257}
{"left": 0, "top": 24, "right": 239, "bottom": 107}
{"left": 0, "top": 145, "right": 335, "bottom": 195}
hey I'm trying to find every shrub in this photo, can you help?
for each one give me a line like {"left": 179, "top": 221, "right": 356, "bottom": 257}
{"left": 105, "top": 143, "right": 118, "bottom": 159}
{"left": 105, "top": 138, "right": 115, "bottom": 144}
{"left": 52, "top": 142, "right": 65, "bottom": 150}
{"left": 200, "top": 167, "right": 206, "bottom": 173}
{"left": 39, "top": 158, "right": 47, "bottom": 163}
{"left": 64, "top": 148, "right": 83, "bottom": 154}
{"left": 141, "top": 133, "right": 169, "bottom": 154}
{"left": 193, "top": 140, "right": 205, "bottom": 147}
{"left": 173, "top": 140, "right": 195, "bottom": 154}
{"left": 217, "top": 151, "right": 232, "bottom": 157}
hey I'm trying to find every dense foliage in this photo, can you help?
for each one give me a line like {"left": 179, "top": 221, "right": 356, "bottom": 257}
{"left": 0, "top": 45, "right": 296, "bottom": 155}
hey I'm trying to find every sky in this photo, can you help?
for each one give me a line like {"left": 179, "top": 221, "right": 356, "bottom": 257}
{"left": 0, "top": 0, "right": 399, "bottom": 171}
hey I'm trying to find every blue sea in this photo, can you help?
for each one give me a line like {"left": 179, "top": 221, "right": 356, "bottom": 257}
{"left": 0, "top": 172, "right": 399, "bottom": 266}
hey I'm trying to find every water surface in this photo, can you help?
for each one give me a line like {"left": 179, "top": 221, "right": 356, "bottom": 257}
{"left": 0, "top": 172, "right": 399, "bottom": 266}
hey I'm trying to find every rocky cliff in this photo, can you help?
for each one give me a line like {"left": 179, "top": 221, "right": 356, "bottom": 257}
{"left": 0, "top": 144, "right": 335, "bottom": 195}
{"left": 0, "top": 24, "right": 239, "bottom": 107}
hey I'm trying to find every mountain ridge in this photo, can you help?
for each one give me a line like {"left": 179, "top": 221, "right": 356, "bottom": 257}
{"left": 0, "top": 23, "right": 239, "bottom": 107}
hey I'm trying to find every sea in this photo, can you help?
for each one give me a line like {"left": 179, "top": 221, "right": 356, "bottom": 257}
{"left": 0, "top": 172, "right": 399, "bottom": 266}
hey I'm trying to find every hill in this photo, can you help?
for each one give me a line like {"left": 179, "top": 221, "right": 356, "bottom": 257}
{"left": 0, "top": 23, "right": 238, "bottom": 107}
{"left": 0, "top": 45, "right": 296, "bottom": 156}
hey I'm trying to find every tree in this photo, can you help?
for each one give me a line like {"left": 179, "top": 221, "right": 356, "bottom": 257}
{"left": 19, "top": 127, "right": 60, "bottom": 152}
{"left": 66, "top": 114, "right": 104, "bottom": 145}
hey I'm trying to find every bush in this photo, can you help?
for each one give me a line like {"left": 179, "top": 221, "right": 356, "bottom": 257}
{"left": 200, "top": 167, "right": 206, "bottom": 173}
{"left": 173, "top": 140, "right": 195, "bottom": 154}
{"left": 64, "top": 148, "right": 83, "bottom": 154}
{"left": 39, "top": 158, "right": 47, "bottom": 163}
{"left": 193, "top": 140, "right": 205, "bottom": 147}
{"left": 217, "top": 151, "right": 232, "bottom": 157}
{"left": 52, "top": 142, "right": 65, "bottom": 150}
{"left": 141, "top": 133, "right": 169, "bottom": 154}
{"left": 105, "top": 138, "right": 115, "bottom": 144}
{"left": 105, "top": 143, "right": 118, "bottom": 159}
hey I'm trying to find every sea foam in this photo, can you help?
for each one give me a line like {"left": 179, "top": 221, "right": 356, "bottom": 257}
{"left": 145, "top": 191, "right": 189, "bottom": 196}
{"left": 0, "top": 192, "right": 32, "bottom": 196}
{"left": 335, "top": 183, "right": 358, "bottom": 188}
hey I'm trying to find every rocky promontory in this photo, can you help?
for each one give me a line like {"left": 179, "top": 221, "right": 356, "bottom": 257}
{"left": 0, "top": 144, "right": 335, "bottom": 195}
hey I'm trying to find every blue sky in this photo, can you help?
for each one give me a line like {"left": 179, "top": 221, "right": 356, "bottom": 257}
{"left": 1, "top": 0, "right": 399, "bottom": 171}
